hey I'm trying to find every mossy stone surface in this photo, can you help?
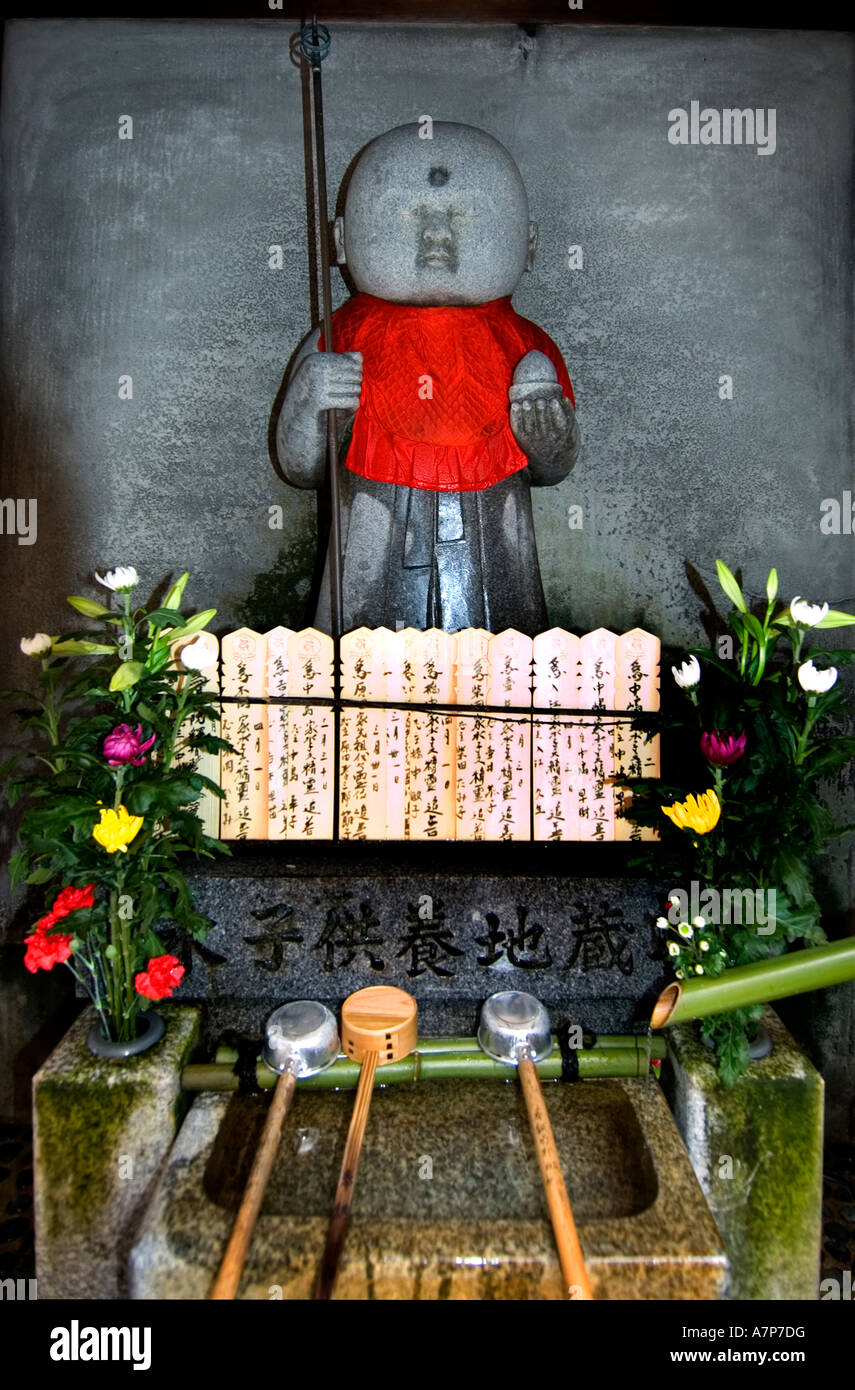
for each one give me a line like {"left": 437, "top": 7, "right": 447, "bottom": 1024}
{"left": 131, "top": 1077, "right": 727, "bottom": 1300}
{"left": 33, "top": 1003, "right": 201, "bottom": 1298}
{"left": 663, "top": 1009, "right": 823, "bottom": 1300}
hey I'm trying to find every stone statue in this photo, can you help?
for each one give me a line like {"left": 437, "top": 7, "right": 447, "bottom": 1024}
{"left": 276, "top": 121, "right": 579, "bottom": 635}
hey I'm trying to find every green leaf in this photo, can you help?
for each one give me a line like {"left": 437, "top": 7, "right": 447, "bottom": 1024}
{"left": 716, "top": 559, "right": 748, "bottom": 614}
{"left": 717, "top": 1026, "right": 751, "bottom": 1089}
{"left": 145, "top": 608, "right": 187, "bottom": 630}
{"left": 66, "top": 596, "right": 111, "bottom": 618}
{"left": 741, "top": 613, "right": 766, "bottom": 647}
{"left": 52, "top": 640, "right": 115, "bottom": 656}
{"left": 109, "top": 661, "right": 144, "bottom": 692}
{"left": 765, "top": 568, "right": 778, "bottom": 604}
{"left": 814, "top": 608, "right": 855, "bottom": 629}
{"left": 183, "top": 733, "right": 234, "bottom": 755}
{"left": 774, "top": 849, "right": 813, "bottom": 908}
{"left": 25, "top": 866, "right": 56, "bottom": 885}
{"left": 134, "top": 703, "right": 161, "bottom": 725}
{"left": 154, "top": 610, "right": 216, "bottom": 646}
{"left": 123, "top": 778, "right": 201, "bottom": 813}
{"left": 162, "top": 572, "right": 190, "bottom": 611}
{"left": 8, "top": 851, "right": 29, "bottom": 891}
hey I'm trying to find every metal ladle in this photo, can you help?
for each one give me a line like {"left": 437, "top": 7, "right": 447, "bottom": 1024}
{"left": 478, "top": 991, "right": 595, "bottom": 1301}
{"left": 209, "top": 1000, "right": 339, "bottom": 1300}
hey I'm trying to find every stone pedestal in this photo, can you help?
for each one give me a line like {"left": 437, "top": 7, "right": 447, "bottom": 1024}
{"left": 33, "top": 1003, "right": 201, "bottom": 1298}
{"left": 662, "top": 1009, "right": 823, "bottom": 1300}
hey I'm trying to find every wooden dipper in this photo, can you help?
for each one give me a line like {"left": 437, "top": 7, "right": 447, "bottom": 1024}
{"left": 314, "top": 986, "right": 418, "bottom": 1299}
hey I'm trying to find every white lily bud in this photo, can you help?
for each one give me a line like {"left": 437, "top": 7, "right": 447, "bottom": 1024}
{"left": 178, "top": 635, "right": 218, "bottom": 671}
{"left": 672, "top": 655, "right": 701, "bottom": 689}
{"left": 790, "top": 597, "right": 829, "bottom": 627}
{"left": 20, "top": 633, "right": 52, "bottom": 656}
{"left": 797, "top": 660, "right": 838, "bottom": 695}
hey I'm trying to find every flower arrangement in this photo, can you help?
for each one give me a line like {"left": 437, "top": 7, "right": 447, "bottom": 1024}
{"left": 624, "top": 560, "right": 855, "bottom": 1086}
{"left": 4, "top": 567, "right": 232, "bottom": 1046}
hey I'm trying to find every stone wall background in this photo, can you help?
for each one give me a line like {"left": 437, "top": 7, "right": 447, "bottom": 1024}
{"left": 1, "top": 19, "right": 852, "bottom": 1121}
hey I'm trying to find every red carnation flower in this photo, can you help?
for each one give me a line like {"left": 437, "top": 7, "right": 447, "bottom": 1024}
{"left": 700, "top": 729, "right": 747, "bottom": 768}
{"left": 134, "top": 953, "right": 185, "bottom": 1001}
{"left": 24, "top": 924, "right": 74, "bottom": 973}
{"left": 50, "top": 884, "right": 95, "bottom": 919}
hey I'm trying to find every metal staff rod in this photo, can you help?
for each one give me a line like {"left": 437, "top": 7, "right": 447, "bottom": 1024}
{"left": 299, "top": 17, "right": 343, "bottom": 839}
{"left": 299, "top": 18, "right": 344, "bottom": 643}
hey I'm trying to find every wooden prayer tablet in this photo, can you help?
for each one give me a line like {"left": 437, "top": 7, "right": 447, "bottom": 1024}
{"left": 340, "top": 986, "right": 418, "bottom": 1066}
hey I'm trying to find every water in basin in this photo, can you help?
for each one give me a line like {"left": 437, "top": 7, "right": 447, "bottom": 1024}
{"left": 203, "top": 1078, "right": 658, "bottom": 1224}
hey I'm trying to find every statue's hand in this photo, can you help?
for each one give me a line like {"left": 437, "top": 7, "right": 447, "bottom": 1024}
{"left": 277, "top": 348, "right": 363, "bottom": 489}
{"left": 291, "top": 349, "right": 363, "bottom": 418}
{"left": 508, "top": 350, "right": 579, "bottom": 486}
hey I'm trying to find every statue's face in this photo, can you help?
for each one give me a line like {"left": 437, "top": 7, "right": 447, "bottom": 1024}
{"left": 337, "top": 123, "right": 534, "bottom": 306}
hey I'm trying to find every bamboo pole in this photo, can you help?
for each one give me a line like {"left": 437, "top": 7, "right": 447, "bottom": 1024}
{"left": 314, "top": 1049, "right": 377, "bottom": 1300}
{"left": 518, "top": 1055, "right": 594, "bottom": 1300}
{"left": 208, "top": 1069, "right": 297, "bottom": 1299}
{"left": 651, "top": 937, "right": 855, "bottom": 1029}
{"left": 184, "top": 1037, "right": 651, "bottom": 1092}
{"left": 213, "top": 1034, "right": 642, "bottom": 1064}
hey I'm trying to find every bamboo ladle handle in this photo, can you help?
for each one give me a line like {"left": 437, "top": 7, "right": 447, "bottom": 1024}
{"left": 315, "top": 985, "right": 417, "bottom": 1299}
{"left": 209, "top": 1068, "right": 298, "bottom": 1300}
{"left": 314, "top": 1049, "right": 378, "bottom": 1300}
{"left": 517, "top": 1054, "right": 595, "bottom": 1301}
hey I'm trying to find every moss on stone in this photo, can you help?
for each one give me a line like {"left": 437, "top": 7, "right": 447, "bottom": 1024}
{"left": 33, "top": 1004, "right": 203, "bottom": 1284}
{"left": 36, "top": 1078, "right": 144, "bottom": 1238}
{"left": 665, "top": 1010, "right": 823, "bottom": 1300}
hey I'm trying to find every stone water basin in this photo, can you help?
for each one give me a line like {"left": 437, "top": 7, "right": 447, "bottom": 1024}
{"left": 130, "top": 1076, "right": 727, "bottom": 1299}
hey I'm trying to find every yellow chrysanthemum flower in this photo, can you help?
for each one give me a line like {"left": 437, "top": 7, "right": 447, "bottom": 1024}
{"left": 92, "top": 804, "right": 143, "bottom": 854}
{"left": 661, "top": 789, "right": 721, "bottom": 836}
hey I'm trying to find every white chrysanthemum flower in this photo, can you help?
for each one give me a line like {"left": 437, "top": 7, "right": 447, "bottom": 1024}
{"left": 95, "top": 566, "right": 139, "bottom": 593}
{"left": 692, "top": 916, "right": 706, "bottom": 929}
{"left": 677, "top": 922, "right": 693, "bottom": 939}
{"left": 797, "top": 660, "right": 838, "bottom": 695}
{"left": 699, "top": 939, "right": 710, "bottom": 952}
{"left": 671, "top": 655, "right": 701, "bottom": 689}
{"left": 675, "top": 970, "right": 684, "bottom": 979}
{"left": 656, "top": 916, "right": 669, "bottom": 930}
{"left": 695, "top": 964, "right": 704, "bottom": 975}
{"left": 667, "top": 941, "right": 680, "bottom": 957}
{"left": 178, "top": 636, "right": 217, "bottom": 671}
{"left": 20, "top": 633, "right": 52, "bottom": 656}
{"left": 790, "top": 597, "right": 829, "bottom": 628}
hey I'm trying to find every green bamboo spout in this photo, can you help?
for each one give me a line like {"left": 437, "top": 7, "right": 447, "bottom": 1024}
{"left": 650, "top": 937, "right": 855, "bottom": 1029}
{"left": 182, "top": 1034, "right": 651, "bottom": 1092}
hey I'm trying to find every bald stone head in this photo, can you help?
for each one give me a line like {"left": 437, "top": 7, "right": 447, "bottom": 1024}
{"left": 333, "top": 122, "right": 537, "bottom": 306}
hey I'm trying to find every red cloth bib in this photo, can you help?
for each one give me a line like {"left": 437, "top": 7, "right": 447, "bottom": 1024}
{"left": 319, "top": 293, "right": 575, "bottom": 493}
